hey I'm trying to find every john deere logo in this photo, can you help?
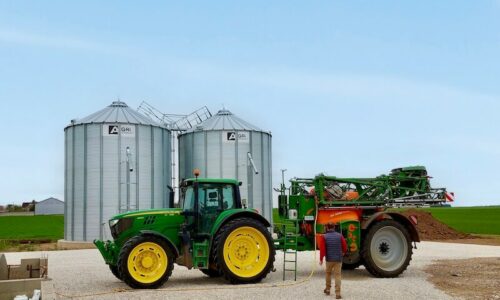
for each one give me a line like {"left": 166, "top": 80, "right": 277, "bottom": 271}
{"left": 108, "top": 126, "right": 119, "bottom": 135}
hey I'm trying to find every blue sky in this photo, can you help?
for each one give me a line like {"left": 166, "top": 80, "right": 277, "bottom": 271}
{"left": 0, "top": 1, "right": 499, "bottom": 206}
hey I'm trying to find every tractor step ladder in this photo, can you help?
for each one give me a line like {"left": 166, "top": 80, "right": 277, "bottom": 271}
{"left": 282, "top": 219, "right": 299, "bottom": 281}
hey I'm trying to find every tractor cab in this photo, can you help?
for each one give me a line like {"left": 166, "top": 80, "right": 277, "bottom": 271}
{"left": 179, "top": 177, "right": 242, "bottom": 237}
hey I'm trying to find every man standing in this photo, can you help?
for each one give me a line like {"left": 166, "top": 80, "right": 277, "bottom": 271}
{"left": 319, "top": 222, "right": 347, "bottom": 299}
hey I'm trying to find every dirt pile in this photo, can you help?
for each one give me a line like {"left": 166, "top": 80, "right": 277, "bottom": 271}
{"left": 402, "top": 209, "right": 471, "bottom": 240}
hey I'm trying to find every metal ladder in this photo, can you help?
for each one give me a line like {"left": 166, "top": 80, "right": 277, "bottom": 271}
{"left": 282, "top": 219, "right": 299, "bottom": 281}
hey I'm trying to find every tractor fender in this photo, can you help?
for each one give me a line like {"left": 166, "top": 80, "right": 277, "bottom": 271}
{"left": 361, "top": 212, "right": 420, "bottom": 242}
{"left": 139, "top": 230, "right": 180, "bottom": 257}
{"left": 211, "top": 210, "right": 271, "bottom": 238}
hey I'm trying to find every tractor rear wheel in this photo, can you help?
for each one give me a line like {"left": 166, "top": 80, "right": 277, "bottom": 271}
{"left": 361, "top": 220, "right": 412, "bottom": 277}
{"left": 214, "top": 218, "right": 275, "bottom": 284}
{"left": 118, "top": 235, "right": 175, "bottom": 289}
{"left": 109, "top": 264, "right": 122, "bottom": 280}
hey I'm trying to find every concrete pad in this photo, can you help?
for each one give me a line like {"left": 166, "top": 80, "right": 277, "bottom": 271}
{"left": 4, "top": 241, "right": 500, "bottom": 300}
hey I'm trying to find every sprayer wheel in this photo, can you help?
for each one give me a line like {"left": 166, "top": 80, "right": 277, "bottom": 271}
{"left": 362, "top": 220, "right": 412, "bottom": 277}
{"left": 342, "top": 260, "right": 362, "bottom": 270}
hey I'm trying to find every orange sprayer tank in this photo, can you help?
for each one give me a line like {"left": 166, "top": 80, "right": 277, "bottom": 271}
{"left": 316, "top": 209, "right": 360, "bottom": 225}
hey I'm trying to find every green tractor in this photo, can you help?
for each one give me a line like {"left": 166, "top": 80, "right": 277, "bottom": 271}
{"left": 94, "top": 177, "right": 275, "bottom": 289}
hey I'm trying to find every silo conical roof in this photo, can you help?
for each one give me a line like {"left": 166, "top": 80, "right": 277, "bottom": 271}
{"left": 185, "top": 109, "right": 264, "bottom": 133}
{"left": 68, "top": 101, "right": 161, "bottom": 127}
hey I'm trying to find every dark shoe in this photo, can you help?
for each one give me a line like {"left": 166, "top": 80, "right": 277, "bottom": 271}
{"left": 336, "top": 295, "right": 342, "bottom": 299}
{"left": 324, "top": 289, "right": 330, "bottom": 295}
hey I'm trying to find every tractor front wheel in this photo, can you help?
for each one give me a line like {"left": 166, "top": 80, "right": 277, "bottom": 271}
{"left": 361, "top": 220, "right": 412, "bottom": 277}
{"left": 118, "top": 235, "right": 175, "bottom": 289}
{"left": 214, "top": 218, "right": 275, "bottom": 284}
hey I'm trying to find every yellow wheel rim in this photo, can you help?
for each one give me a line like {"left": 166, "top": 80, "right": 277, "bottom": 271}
{"left": 127, "top": 242, "right": 168, "bottom": 284}
{"left": 223, "top": 226, "right": 270, "bottom": 278}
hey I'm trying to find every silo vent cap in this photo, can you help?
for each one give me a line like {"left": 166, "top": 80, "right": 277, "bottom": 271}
{"left": 109, "top": 101, "right": 128, "bottom": 108}
{"left": 216, "top": 109, "right": 233, "bottom": 116}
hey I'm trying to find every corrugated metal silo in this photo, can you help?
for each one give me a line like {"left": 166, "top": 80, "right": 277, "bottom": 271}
{"left": 178, "top": 109, "right": 272, "bottom": 223}
{"left": 64, "top": 101, "right": 172, "bottom": 241}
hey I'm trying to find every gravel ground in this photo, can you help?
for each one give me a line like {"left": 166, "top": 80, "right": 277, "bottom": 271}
{"left": 4, "top": 241, "right": 500, "bottom": 300}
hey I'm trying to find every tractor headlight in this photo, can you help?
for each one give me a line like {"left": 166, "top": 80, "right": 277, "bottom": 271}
{"left": 109, "top": 219, "right": 119, "bottom": 227}
{"left": 109, "top": 218, "right": 133, "bottom": 239}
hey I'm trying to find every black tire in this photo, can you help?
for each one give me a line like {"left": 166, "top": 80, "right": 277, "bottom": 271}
{"left": 361, "top": 220, "right": 412, "bottom": 278}
{"left": 109, "top": 264, "right": 122, "bottom": 280}
{"left": 200, "top": 268, "right": 222, "bottom": 277}
{"left": 117, "top": 235, "right": 175, "bottom": 289}
{"left": 342, "top": 260, "right": 362, "bottom": 270}
{"left": 213, "top": 217, "right": 275, "bottom": 284}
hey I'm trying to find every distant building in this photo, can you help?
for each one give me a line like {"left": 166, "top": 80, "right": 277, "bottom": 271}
{"left": 35, "top": 197, "right": 64, "bottom": 215}
{"left": 0, "top": 205, "right": 5, "bottom": 213}
{"left": 21, "top": 200, "right": 36, "bottom": 211}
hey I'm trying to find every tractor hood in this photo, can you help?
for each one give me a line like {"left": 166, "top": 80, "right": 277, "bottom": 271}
{"left": 108, "top": 208, "right": 185, "bottom": 242}
{"left": 111, "top": 208, "right": 183, "bottom": 220}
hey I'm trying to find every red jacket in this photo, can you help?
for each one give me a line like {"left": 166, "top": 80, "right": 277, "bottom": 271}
{"left": 318, "top": 233, "right": 347, "bottom": 263}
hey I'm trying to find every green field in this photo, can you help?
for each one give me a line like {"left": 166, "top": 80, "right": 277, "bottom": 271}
{"left": 421, "top": 206, "right": 500, "bottom": 235}
{"left": 0, "top": 206, "right": 498, "bottom": 242}
{"left": 0, "top": 215, "right": 64, "bottom": 240}
{"left": 273, "top": 206, "right": 500, "bottom": 236}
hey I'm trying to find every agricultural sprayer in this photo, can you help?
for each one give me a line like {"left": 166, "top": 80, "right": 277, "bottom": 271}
{"left": 275, "top": 166, "right": 453, "bottom": 278}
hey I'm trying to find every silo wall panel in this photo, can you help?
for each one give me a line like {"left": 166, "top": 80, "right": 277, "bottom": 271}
{"left": 86, "top": 124, "right": 101, "bottom": 240}
{"left": 101, "top": 130, "right": 119, "bottom": 240}
{"left": 120, "top": 128, "right": 137, "bottom": 212}
{"left": 72, "top": 125, "right": 85, "bottom": 241}
{"left": 222, "top": 132, "right": 236, "bottom": 179}
{"left": 193, "top": 132, "right": 205, "bottom": 178}
{"left": 206, "top": 132, "right": 220, "bottom": 178}
{"left": 163, "top": 130, "right": 172, "bottom": 207}
{"left": 138, "top": 126, "right": 152, "bottom": 210}
{"left": 152, "top": 127, "right": 164, "bottom": 209}
{"left": 178, "top": 134, "right": 187, "bottom": 181}
{"left": 250, "top": 132, "right": 263, "bottom": 211}
{"left": 181, "top": 134, "right": 194, "bottom": 180}
{"left": 262, "top": 134, "right": 272, "bottom": 222}
{"left": 64, "top": 128, "right": 73, "bottom": 240}
{"left": 236, "top": 131, "right": 251, "bottom": 204}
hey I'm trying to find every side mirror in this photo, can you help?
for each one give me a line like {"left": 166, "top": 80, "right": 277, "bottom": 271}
{"left": 241, "top": 198, "right": 248, "bottom": 209}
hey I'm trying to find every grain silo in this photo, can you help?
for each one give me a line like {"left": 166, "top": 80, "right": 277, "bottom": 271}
{"left": 64, "top": 101, "right": 172, "bottom": 241}
{"left": 178, "top": 109, "right": 272, "bottom": 223}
